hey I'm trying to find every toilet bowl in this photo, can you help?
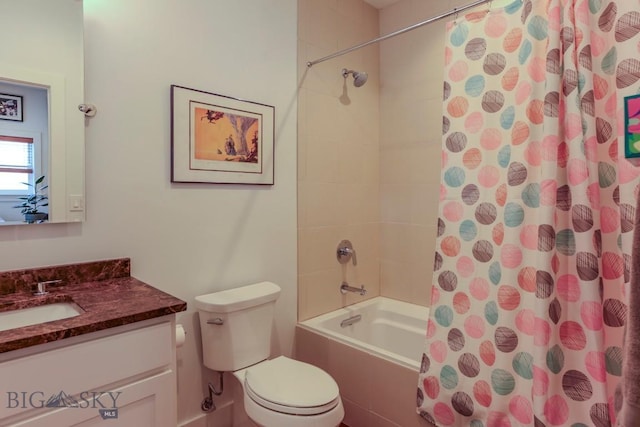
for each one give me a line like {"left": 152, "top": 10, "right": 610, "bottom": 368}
{"left": 234, "top": 356, "right": 344, "bottom": 427}
{"left": 195, "top": 282, "right": 344, "bottom": 427}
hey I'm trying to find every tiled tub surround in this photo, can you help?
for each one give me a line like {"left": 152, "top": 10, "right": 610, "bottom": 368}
{"left": 0, "top": 258, "right": 186, "bottom": 353}
{"left": 295, "top": 297, "right": 432, "bottom": 427}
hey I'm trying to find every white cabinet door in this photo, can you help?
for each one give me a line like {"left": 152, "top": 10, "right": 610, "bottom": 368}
{"left": 0, "top": 318, "right": 177, "bottom": 427}
{"left": 0, "top": 321, "right": 173, "bottom": 422}
{"left": 8, "top": 370, "right": 175, "bottom": 427}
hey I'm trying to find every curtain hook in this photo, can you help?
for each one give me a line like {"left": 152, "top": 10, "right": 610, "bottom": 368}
{"left": 453, "top": 8, "right": 459, "bottom": 25}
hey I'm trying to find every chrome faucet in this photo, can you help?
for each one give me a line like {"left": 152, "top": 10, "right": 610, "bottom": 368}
{"left": 33, "top": 280, "right": 62, "bottom": 296}
{"left": 340, "top": 282, "right": 367, "bottom": 296}
{"left": 336, "top": 240, "right": 357, "bottom": 266}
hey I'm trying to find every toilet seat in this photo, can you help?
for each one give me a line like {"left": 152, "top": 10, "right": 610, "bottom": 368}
{"left": 244, "top": 356, "right": 340, "bottom": 416}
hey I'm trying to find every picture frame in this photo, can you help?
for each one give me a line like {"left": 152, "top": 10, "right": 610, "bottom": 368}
{"left": 624, "top": 93, "right": 640, "bottom": 158}
{"left": 0, "top": 93, "right": 23, "bottom": 122}
{"left": 171, "top": 85, "right": 274, "bottom": 185}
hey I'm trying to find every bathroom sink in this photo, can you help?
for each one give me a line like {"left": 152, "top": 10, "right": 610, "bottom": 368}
{"left": 0, "top": 302, "right": 84, "bottom": 332}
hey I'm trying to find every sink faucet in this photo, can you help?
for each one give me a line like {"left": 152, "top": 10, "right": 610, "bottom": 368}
{"left": 33, "top": 280, "right": 63, "bottom": 296}
{"left": 340, "top": 282, "right": 367, "bottom": 296}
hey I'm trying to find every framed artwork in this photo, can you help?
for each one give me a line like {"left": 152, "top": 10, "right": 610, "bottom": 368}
{"left": 0, "top": 93, "right": 23, "bottom": 122}
{"left": 171, "top": 85, "right": 274, "bottom": 184}
{"left": 624, "top": 93, "right": 640, "bottom": 158}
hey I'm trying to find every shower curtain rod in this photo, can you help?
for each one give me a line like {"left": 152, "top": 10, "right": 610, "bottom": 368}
{"left": 306, "top": 0, "right": 492, "bottom": 68}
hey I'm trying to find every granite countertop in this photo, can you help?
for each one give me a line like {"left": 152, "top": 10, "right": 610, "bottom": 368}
{"left": 0, "top": 259, "right": 187, "bottom": 353}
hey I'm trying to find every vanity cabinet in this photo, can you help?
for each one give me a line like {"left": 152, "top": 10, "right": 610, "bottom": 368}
{"left": 0, "top": 317, "right": 177, "bottom": 427}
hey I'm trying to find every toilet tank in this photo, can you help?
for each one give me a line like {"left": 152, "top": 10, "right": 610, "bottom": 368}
{"left": 195, "top": 282, "right": 281, "bottom": 371}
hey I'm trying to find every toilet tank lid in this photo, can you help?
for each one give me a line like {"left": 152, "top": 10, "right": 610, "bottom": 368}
{"left": 195, "top": 281, "right": 281, "bottom": 313}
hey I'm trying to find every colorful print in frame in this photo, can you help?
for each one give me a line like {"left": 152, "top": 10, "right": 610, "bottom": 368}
{"left": 624, "top": 93, "right": 640, "bottom": 158}
{"left": 171, "top": 85, "right": 274, "bottom": 184}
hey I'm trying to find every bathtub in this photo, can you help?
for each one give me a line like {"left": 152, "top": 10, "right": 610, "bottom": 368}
{"left": 298, "top": 297, "right": 429, "bottom": 371}
{"left": 295, "top": 297, "right": 432, "bottom": 427}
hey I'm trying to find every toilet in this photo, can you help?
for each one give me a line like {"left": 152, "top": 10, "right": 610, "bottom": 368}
{"left": 195, "top": 282, "right": 344, "bottom": 427}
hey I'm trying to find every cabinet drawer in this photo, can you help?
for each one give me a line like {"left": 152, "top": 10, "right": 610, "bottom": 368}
{"left": 0, "top": 321, "right": 173, "bottom": 421}
{"left": 9, "top": 370, "right": 176, "bottom": 427}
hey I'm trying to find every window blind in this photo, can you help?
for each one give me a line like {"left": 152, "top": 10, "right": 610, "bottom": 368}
{"left": 0, "top": 135, "right": 34, "bottom": 174}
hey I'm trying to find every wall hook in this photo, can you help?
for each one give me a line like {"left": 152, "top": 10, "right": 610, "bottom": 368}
{"left": 78, "top": 103, "right": 97, "bottom": 117}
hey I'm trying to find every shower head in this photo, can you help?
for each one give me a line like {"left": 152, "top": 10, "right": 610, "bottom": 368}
{"left": 342, "top": 68, "right": 368, "bottom": 87}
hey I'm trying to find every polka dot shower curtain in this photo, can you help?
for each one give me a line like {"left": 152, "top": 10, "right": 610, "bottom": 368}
{"left": 417, "top": 0, "right": 640, "bottom": 425}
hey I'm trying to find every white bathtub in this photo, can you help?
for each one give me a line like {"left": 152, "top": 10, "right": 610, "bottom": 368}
{"left": 298, "top": 297, "right": 429, "bottom": 371}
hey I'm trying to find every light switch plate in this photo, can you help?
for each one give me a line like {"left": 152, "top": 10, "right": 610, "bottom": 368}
{"left": 68, "top": 194, "right": 84, "bottom": 212}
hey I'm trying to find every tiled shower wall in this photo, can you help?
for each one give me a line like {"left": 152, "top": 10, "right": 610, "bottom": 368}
{"left": 378, "top": 0, "right": 513, "bottom": 305}
{"left": 297, "top": 0, "right": 381, "bottom": 321}
{"left": 378, "top": 1, "right": 470, "bottom": 306}
{"left": 298, "top": 0, "right": 465, "bottom": 320}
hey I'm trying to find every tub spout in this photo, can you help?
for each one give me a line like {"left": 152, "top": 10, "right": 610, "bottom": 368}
{"left": 340, "top": 314, "right": 362, "bottom": 327}
{"left": 340, "top": 282, "right": 367, "bottom": 296}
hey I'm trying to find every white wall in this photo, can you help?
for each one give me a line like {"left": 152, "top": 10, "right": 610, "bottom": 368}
{"left": 0, "top": 1, "right": 298, "bottom": 425}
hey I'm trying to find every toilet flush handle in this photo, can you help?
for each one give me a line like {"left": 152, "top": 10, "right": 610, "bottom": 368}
{"left": 207, "top": 318, "right": 224, "bottom": 325}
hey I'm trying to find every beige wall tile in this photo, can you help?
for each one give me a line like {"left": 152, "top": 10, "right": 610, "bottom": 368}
{"left": 380, "top": 259, "right": 413, "bottom": 302}
{"left": 306, "top": 136, "right": 340, "bottom": 183}
{"left": 306, "top": 91, "right": 341, "bottom": 141}
{"left": 302, "top": 44, "right": 344, "bottom": 93}
{"left": 380, "top": 222, "right": 414, "bottom": 263}
{"left": 298, "top": 226, "right": 344, "bottom": 275}
{"left": 293, "top": 326, "right": 329, "bottom": 371}
{"left": 336, "top": 14, "right": 369, "bottom": 50}
{"left": 299, "top": 268, "right": 344, "bottom": 320}
{"left": 341, "top": 398, "right": 373, "bottom": 427}
{"left": 369, "top": 357, "right": 430, "bottom": 427}
{"left": 336, "top": 139, "right": 365, "bottom": 184}
{"left": 305, "top": 182, "right": 345, "bottom": 227}
{"left": 294, "top": 328, "right": 433, "bottom": 426}
{"left": 380, "top": 184, "right": 412, "bottom": 223}
{"left": 350, "top": 184, "right": 381, "bottom": 225}
{"left": 297, "top": 275, "right": 308, "bottom": 320}
{"left": 377, "top": 0, "right": 450, "bottom": 308}
{"left": 367, "top": 413, "right": 403, "bottom": 427}
{"left": 337, "top": 0, "right": 365, "bottom": 19}
{"left": 327, "top": 339, "right": 375, "bottom": 407}
{"left": 297, "top": 87, "right": 308, "bottom": 181}
{"left": 299, "top": 0, "right": 447, "bottom": 319}
{"left": 298, "top": 0, "right": 381, "bottom": 320}
{"left": 410, "top": 261, "right": 433, "bottom": 307}
{"left": 380, "top": 146, "right": 413, "bottom": 185}
{"left": 301, "top": 0, "right": 340, "bottom": 51}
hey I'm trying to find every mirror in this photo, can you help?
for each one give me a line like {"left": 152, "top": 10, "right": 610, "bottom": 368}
{"left": 0, "top": 0, "right": 84, "bottom": 225}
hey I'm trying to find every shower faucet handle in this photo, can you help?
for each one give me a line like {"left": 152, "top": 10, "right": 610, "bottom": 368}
{"left": 337, "top": 239, "right": 357, "bottom": 266}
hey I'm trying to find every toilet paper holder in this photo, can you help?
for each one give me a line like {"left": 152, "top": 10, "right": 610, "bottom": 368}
{"left": 176, "top": 324, "right": 186, "bottom": 348}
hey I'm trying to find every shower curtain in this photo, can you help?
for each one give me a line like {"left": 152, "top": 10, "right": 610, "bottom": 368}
{"left": 417, "top": 0, "right": 640, "bottom": 426}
